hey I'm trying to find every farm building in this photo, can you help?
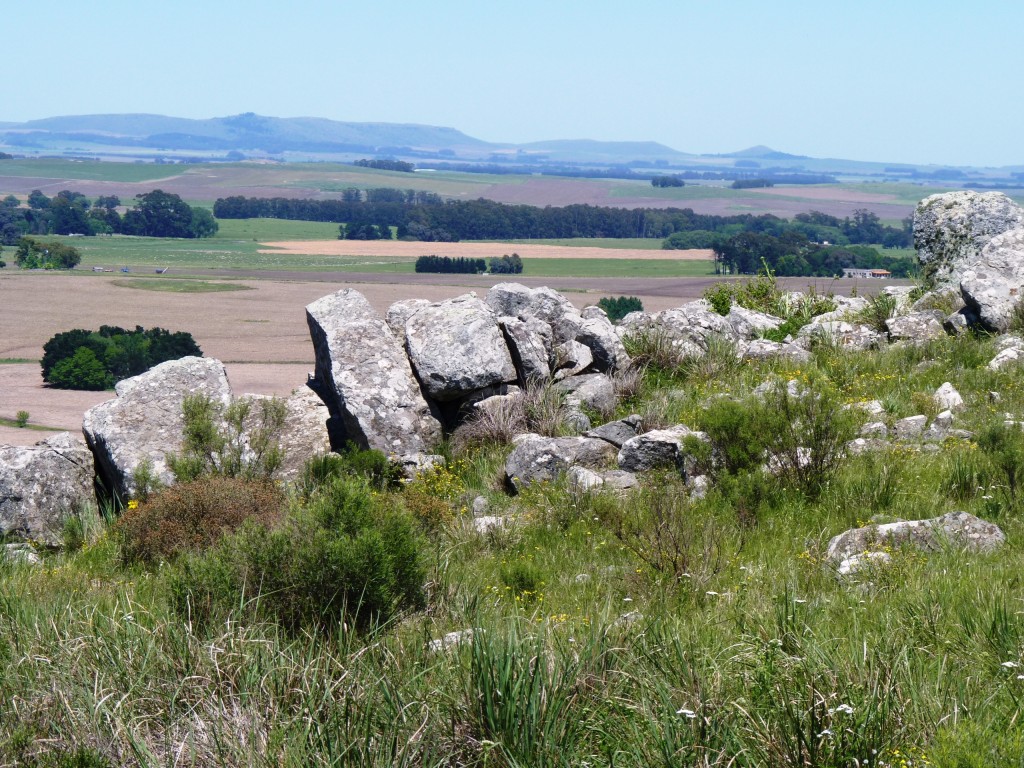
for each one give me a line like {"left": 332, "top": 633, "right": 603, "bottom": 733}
{"left": 842, "top": 268, "right": 891, "bottom": 279}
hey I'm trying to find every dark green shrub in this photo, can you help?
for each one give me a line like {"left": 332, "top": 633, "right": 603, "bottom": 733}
{"left": 117, "top": 476, "right": 285, "bottom": 565}
{"left": 489, "top": 253, "right": 523, "bottom": 274}
{"left": 693, "top": 398, "right": 768, "bottom": 476}
{"left": 704, "top": 283, "right": 732, "bottom": 316}
{"left": 41, "top": 325, "right": 201, "bottom": 390}
{"left": 170, "top": 475, "right": 426, "bottom": 632}
{"left": 298, "top": 444, "right": 403, "bottom": 498}
{"left": 597, "top": 295, "right": 643, "bottom": 322}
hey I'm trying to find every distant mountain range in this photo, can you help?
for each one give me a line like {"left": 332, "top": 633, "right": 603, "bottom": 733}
{"left": 2, "top": 112, "right": 1021, "bottom": 179}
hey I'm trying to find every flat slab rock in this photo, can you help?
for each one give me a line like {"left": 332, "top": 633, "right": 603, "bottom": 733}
{"left": 82, "top": 356, "right": 232, "bottom": 501}
{"left": 0, "top": 432, "right": 95, "bottom": 547}
{"left": 306, "top": 289, "right": 442, "bottom": 456}
{"left": 825, "top": 511, "right": 1005, "bottom": 564}
{"left": 505, "top": 434, "right": 616, "bottom": 491}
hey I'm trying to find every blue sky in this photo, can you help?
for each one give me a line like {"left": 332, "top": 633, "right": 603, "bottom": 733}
{"left": 4, "top": 0, "right": 1021, "bottom": 166}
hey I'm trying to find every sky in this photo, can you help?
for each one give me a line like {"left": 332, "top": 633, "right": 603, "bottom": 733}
{"left": 3, "top": 0, "right": 1021, "bottom": 167}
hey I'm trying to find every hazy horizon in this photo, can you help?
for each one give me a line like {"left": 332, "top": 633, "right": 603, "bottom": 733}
{"left": 4, "top": 0, "right": 1020, "bottom": 167}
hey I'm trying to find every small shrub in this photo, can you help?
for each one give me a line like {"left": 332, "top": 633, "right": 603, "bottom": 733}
{"left": 856, "top": 292, "right": 900, "bottom": 333}
{"left": 167, "top": 394, "right": 285, "bottom": 482}
{"left": 703, "top": 283, "right": 733, "bottom": 316}
{"left": 117, "top": 476, "right": 285, "bottom": 565}
{"left": 622, "top": 328, "right": 687, "bottom": 373}
{"left": 976, "top": 420, "right": 1024, "bottom": 509}
{"left": 170, "top": 475, "right": 425, "bottom": 632}
{"left": 14, "top": 410, "right": 28, "bottom": 428}
{"left": 597, "top": 295, "right": 643, "bottom": 323}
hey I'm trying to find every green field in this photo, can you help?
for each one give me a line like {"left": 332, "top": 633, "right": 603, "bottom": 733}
{"left": 0, "top": 158, "right": 182, "bottom": 183}
{"left": 8, "top": 227, "right": 711, "bottom": 278}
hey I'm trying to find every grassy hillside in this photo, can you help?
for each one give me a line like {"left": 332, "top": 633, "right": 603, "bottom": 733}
{"left": 2, "top": 279, "right": 1024, "bottom": 764}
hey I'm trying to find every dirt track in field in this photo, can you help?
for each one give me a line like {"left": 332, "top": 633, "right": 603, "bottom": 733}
{"left": 259, "top": 240, "right": 713, "bottom": 260}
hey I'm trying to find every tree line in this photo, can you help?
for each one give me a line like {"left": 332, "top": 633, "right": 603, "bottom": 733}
{"left": 413, "top": 253, "right": 523, "bottom": 275}
{"left": 0, "top": 189, "right": 217, "bottom": 244}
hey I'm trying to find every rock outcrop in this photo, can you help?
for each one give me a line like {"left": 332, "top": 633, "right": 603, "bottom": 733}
{"left": 826, "top": 511, "right": 1005, "bottom": 564}
{"left": 404, "top": 294, "right": 518, "bottom": 401}
{"left": 914, "top": 191, "right": 1024, "bottom": 288}
{"left": 306, "top": 289, "right": 442, "bottom": 455}
{"left": 0, "top": 433, "right": 95, "bottom": 546}
{"left": 83, "top": 356, "right": 232, "bottom": 500}
{"left": 959, "top": 227, "right": 1024, "bottom": 332}
{"left": 238, "top": 388, "right": 332, "bottom": 481}
{"left": 504, "top": 434, "right": 617, "bottom": 491}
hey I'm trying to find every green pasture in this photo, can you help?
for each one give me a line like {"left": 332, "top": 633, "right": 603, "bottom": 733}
{"left": 0, "top": 158, "right": 182, "bottom": 183}
{"left": 214, "top": 218, "right": 342, "bottom": 241}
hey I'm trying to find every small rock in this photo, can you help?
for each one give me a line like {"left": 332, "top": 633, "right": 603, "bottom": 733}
{"left": 934, "top": 382, "right": 964, "bottom": 411}
{"left": 826, "top": 511, "right": 1005, "bottom": 563}
{"left": 688, "top": 474, "right": 710, "bottom": 500}
{"left": 3, "top": 543, "right": 41, "bottom": 565}
{"left": 860, "top": 422, "right": 888, "bottom": 438}
{"left": 471, "top": 495, "right": 490, "bottom": 517}
{"left": 567, "top": 466, "right": 604, "bottom": 492}
{"left": 585, "top": 415, "right": 642, "bottom": 448}
{"left": 895, "top": 415, "right": 928, "bottom": 441}
{"left": 836, "top": 552, "right": 893, "bottom": 580}
{"left": 473, "top": 516, "right": 509, "bottom": 534}
{"left": 617, "top": 425, "right": 705, "bottom": 473}
{"left": 427, "top": 629, "right": 475, "bottom": 653}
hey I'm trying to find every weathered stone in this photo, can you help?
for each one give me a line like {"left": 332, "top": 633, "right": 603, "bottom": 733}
{"left": 577, "top": 315, "right": 630, "bottom": 372}
{"left": 989, "top": 335, "right": 1024, "bottom": 370}
{"left": 914, "top": 191, "right": 1024, "bottom": 288}
{"left": 397, "top": 453, "right": 446, "bottom": 479}
{"left": 845, "top": 437, "right": 889, "bottom": 455}
{"left": 472, "top": 516, "right": 510, "bottom": 534}
{"left": 688, "top": 474, "right": 710, "bottom": 500}
{"left": 499, "top": 315, "right": 552, "bottom": 383}
{"left": 826, "top": 511, "right": 1005, "bottom": 563}
{"left": 3, "top": 543, "right": 41, "bottom": 565}
{"left": 601, "top": 470, "right": 640, "bottom": 491}
{"left": 885, "top": 310, "right": 948, "bottom": 344}
{"left": 485, "top": 283, "right": 581, "bottom": 344}
{"left": 726, "top": 305, "right": 783, "bottom": 340}
{"left": 427, "top": 629, "right": 476, "bottom": 653}
{"left": 960, "top": 228, "right": 1024, "bottom": 332}
{"left": 471, "top": 495, "right": 490, "bottom": 517}
{"left": 238, "top": 388, "right": 331, "bottom": 481}
{"left": 836, "top": 551, "right": 892, "bottom": 580}
{"left": 585, "top": 415, "right": 642, "bottom": 448}
{"left": 555, "top": 373, "right": 616, "bottom": 415}
{"left": 83, "top": 356, "right": 233, "bottom": 500}
{"left": 860, "top": 421, "right": 888, "bottom": 438}
{"left": 385, "top": 299, "right": 431, "bottom": 342}
{"left": 504, "top": 434, "right": 617, "bottom": 491}
{"left": 796, "top": 321, "right": 882, "bottom": 351}
{"left": 405, "top": 295, "right": 517, "bottom": 401}
{"left": 306, "top": 289, "right": 442, "bottom": 455}
{"left": 944, "top": 310, "right": 973, "bottom": 335}
{"left": 621, "top": 300, "right": 737, "bottom": 352}
{"left": 552, "top": 340, "right": 593, "bottom": 380}
{"left": 567, "top": 466, "right": 605, "bottom": 492}
{"left": 617, "top": 425, "right": 705, "bottom": 473}
{"left": 741, "top": 339, "right": 811, "bottom": 363}
{"left": 934, "top": 382, "right": 964, "bottom": 412}
{"left": 0, "top": 433, "right": 95, "bottom": 547}
{"left": 894, "top": 415, "right": 928, "bottom": 441}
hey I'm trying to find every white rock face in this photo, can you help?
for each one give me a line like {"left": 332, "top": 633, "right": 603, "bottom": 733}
{"left": 405, "top": 295, "right": 517, "bottom": 401}
{"left": 933, "top": 382, "right": 964, "bottom": 412}
{"left": 83, "top": 356, "right": 233, "bottom": 500}
{"left": 826, "top": 511, "right": 1005, "bottom": 563}
{"left": 0, "top": 433, "right": 96, "bottom": 546}
{"left": 914, "top": 191, "right": 1024, "bottom": 288}
{"left": 726, "top": 305, "right": 783, "bottom": 340}
{"left": 237, "top": 388, "right": 332, "bottom": 481}
{"left": 306, "top": 289, "right": 442, "bottom": 455}
{"left": 960, "top": 228, "right": 1024, "bottom": 332}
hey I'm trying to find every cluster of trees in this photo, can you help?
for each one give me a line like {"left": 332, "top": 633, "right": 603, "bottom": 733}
{"left": 42, "top": 325, "right": 202, "bottom": 390}
{"left": 412, "top": 253, "right": 523, "bottom": 275}
{"left": 414, "top": 255, "right": 486, "bottom": 274}
{"left": 0, "top": 189, "right": 217, "bottom": 244}
{"left": 651, "top": 176, "right": 685, "bottom": 188}
{"left": 489, "top": 253, "right": 523, "bottom": 274}
{"left": 597, "top": 296, "right": 643, "bottom": 322}
{"left": 338, "top": 223, "right": 392, "bottom": 240}
{"left": 731, "top": 179, "right": 774, "bottom": 189}
{"left": 713, "top": 236, "right": 914, "bottom": 277}
{"left": 354, "top": 159, "right": 415, "bottom": 172}
{"left": 14, "top": 237, "right": 82, "bottom": 269}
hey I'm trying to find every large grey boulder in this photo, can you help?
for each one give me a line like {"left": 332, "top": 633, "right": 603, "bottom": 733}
{"left": 576, "top": 315, "right": 631, "bottom": 372}
{"left": 385, "top": 299, "right": 431, "bottom": 343}
{"left": 83, "top": 356, "right": 232, "bottom": 500}
{"left": 826, "top": 511, "right": 1005, "bottom": 564}
{"left": 585, "top": 414, "right": 642, "bottom": 447}
{"left": 552, "top": 340, "right": 593, "bottom": 380}
{"left": 238, "top": 388, "right": 332, "bottom": 481}
{"left": 884, "top": 310, "right": 948, "bottom": 344}
{"left": 306, "top": 289, "right": 442, "bottom": 455}
{"left": 914, "top": 191, "right": 1024, "bottom": 288}
{"left": 960, "top": 228, "right": 1024, "bottom": 332}
{"left": 726, "top": 305, "right": 783, "bottom": 340}
{"left": 554, "top": 373, "right": 616, "bottom": 415}
{"left": 620, "top": 300, "right": 736, "bottom": 355}
{"left": 0, "top": 433, "right": 96, "bottom": 546}
{"left": 617, "top": 425, "right": 705, "bottom": 472}
{"left": 499, "top": 315, "right": 552, "bottom": 383}
{"left": 405, "top": 295, "right": 517, "bottom": 401}
{"left": 505, "top": 434, "right": 617, "bottom": 491}
{"left": 485, "top": 283, "right": 581, "bottom": 344}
